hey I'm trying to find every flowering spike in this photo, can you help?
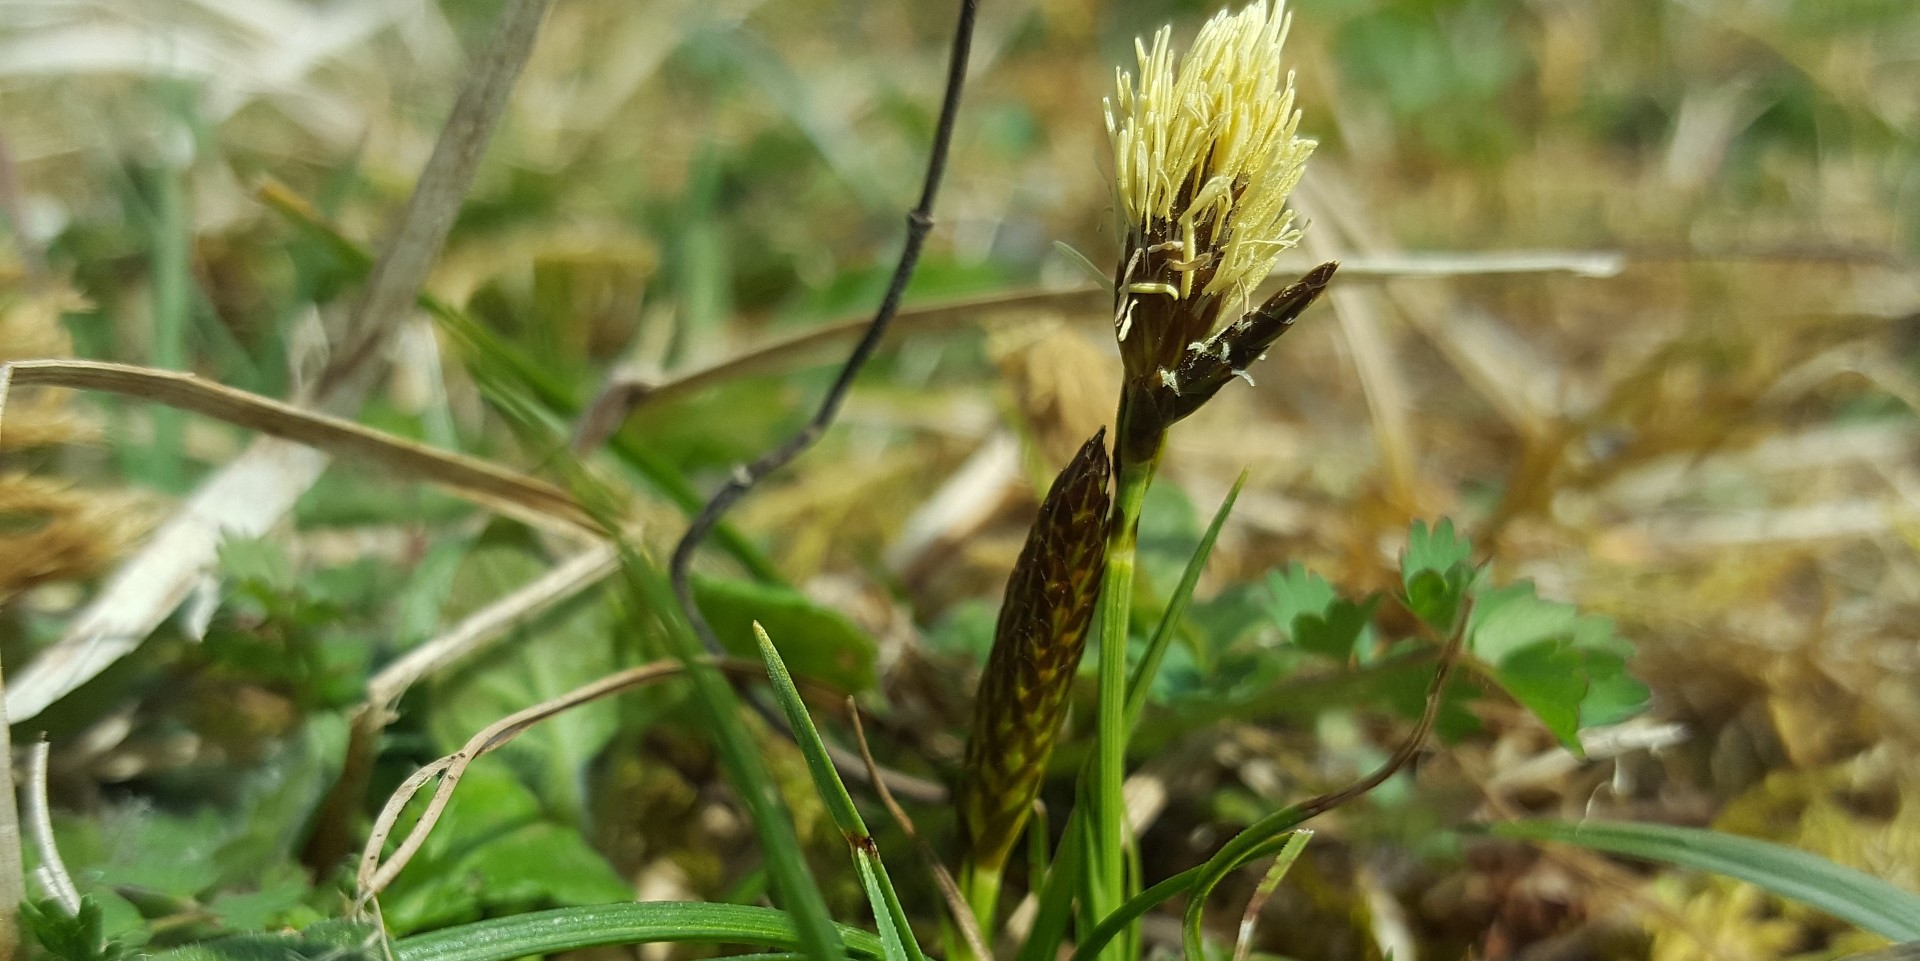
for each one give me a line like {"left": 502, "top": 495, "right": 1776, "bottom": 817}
{"left": 958, "top": 430, "right": 1112, "bottom": 878}
{"left": 1103, "top": 1, "right": 1322, "bottom": 462}
{"left": 1105, "top": 0, "right": 1316, "bottom": 331}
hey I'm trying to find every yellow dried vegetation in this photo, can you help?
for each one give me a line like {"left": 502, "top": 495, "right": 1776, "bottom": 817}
{"left": 0, "top": 276, "right": 144, "bottom": 602}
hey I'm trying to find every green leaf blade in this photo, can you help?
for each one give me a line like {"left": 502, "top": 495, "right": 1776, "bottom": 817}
{"left": 393, "top": 902, "right": 893, "bottom": 961}
{"left": 1489, "top": 819, "right": 1920, "bottom": 941}
{"left": 754, "top": 624, "right": 927, "bottom": 961}
{"left": 700, "top": 576, "right": 879, "bottom": 691}
{"left": 1127, "top": 473, "right": 1246, "bottom": 729}
{"left": 752, "top": 623, "right": 866, "bottom": 838}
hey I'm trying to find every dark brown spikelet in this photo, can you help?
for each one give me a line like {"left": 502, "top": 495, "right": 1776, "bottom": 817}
{"left": 1113, "top": 262, "right": 1337, "bottom": 468}
{"left": 957, "top": 428, "right": 1113, "bottom": 875}
{"left": 1165, "top": 261, "right": 1338, "bottom": 422}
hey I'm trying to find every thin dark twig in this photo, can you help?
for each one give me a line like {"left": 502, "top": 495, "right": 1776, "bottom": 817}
{"left": 667, "top": 0, "right": 979, "bottom": 803}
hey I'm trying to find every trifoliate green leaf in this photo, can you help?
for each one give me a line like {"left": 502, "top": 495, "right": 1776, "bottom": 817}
{"left": 1491, "top": 641, "right": 1589, "bottom": 747}
{"left": 1402, "top": 518, "right": 1472, "bottom": 586}
{"left": 1468, "top": 580, "right": 1649, "bottom": 749}
{"left": 1265, "top": 564, "right": 1336, "bottom": 633}
{"left": 1291, "top": 595, "right": 1381, "bottom": 661}
{"left": 1403, "top": 564, "right": 1473, "bottom": 632}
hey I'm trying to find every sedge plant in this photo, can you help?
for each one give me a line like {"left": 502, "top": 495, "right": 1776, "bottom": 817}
{"left": 28, "top": 1, "right": 1914, "bottom": 960}
{"left": 950, "top": 3, "right": 1339, "bottom": 957}
{"left": 1097, "top": 0, "right": 1333, "bottom": 952}
{"left": 949, "top": 0, "right": 1336, "bottom": 953}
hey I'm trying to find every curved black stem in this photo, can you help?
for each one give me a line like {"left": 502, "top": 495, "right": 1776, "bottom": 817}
{"left": 668, "top": 0, "right": 979, "bottom": 804}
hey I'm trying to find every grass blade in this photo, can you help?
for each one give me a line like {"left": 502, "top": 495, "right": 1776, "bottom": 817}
{"left": 754, "top": 624, "right": 865, "bottom": 835}
{"left": 1067, "top": 833, "right": 1301, "bottom": 961}
{"left": 1124, "top": 471, "right": 1245, "bottom": 730}
{"left": 1087, "top": 454, "right": 1156, "bottom": 955}
{"left": 1227, "top": 831, "right": 1311, "bottom": 961}
{"left": 1489, "top": 819, "right": 1920, "bottom": 941}
{"left": 617, "top": 553, "right": 846, "bottom": 961}
{"left": 393, "top": 903, "right": 891, "bottom": 961}
{"left": 1014, "top": 802, "right": 1083, "bottom": 961}
{"left": 755, "top": 624, "right": 928, "bottom": 961}
{"left": 143, "top": 156, "right": 189, "bottom": 492}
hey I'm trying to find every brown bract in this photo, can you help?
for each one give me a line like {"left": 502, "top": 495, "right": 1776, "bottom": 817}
{"left": 1117, "top": 261, "right": 1338, "bottom": 467}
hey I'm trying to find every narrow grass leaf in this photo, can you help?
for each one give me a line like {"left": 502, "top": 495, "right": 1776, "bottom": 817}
{"left": 392, "top": 902, "right": 891, "bottom": 961}
{"left": 1125, "top": 471, "right": 1245, "bottom": 729}
{"left": 753, "top": 623, "right": 867, "bottom": 837}
{"left": 1228, "top": 831, "right": 1312, "bottom": 961}
{"left": 1015, "top": 803, "right": 1084, "bottom": 961}
{"left": 754, "top": 624, "right": 927, "bottom": 961}
{"left": 143, "top": 158, "right": 189, "bottom": 493}
{"left": 1069, "top": 832, "right": 1301, "bottom": 961}
{"left": 1489, "top": 820, "right": 1920, "bottom": 941}
{"left": 616, "top": 554, "right": 846, "bottom": 961}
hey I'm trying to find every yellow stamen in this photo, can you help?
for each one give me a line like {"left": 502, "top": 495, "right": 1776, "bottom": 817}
{"left": 1105, "top": 1, "right": 1316, "bottom": 314}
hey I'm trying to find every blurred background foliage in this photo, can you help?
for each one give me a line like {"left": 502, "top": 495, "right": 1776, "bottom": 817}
{"left": 0, "top": 0, "right": 1916, "bottom": 958}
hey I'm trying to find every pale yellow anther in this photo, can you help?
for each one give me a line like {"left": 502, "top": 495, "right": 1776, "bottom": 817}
{"left": 1105, "top": 1, "right": 1315, "bottom": 313}
{"left": 1127, "top": 282, "right": 1181, "bottom": 298}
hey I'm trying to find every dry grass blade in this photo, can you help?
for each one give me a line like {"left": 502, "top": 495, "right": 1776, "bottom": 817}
{"left": 1292, "top": 186, "right": 1419, "bottom": 509}
{"left": 1298, "top": 171, "right": 1563, "bottom": 443}
{"left": 1297, "top": 251, "right": 1623, "bottom": 278}
{"left": 2, "top": 432, "right": 329, "bottom": 722}
{"left": 570, "top": 253, "right": 1631, "bottom": 445}
{"left": 23, "top": 740, "right": 77, "bottom": 915}
{"left": 358, "top": 659, "right": 689, "bottom": 900}
{"left": 366, "top": 544, "right": 620, "bottom": 711}
{"left": 573, "top": 288, "right": 1082, "bottom": 450}
{"left": 316, "top": 0, "right": 552, "bottom": 400}
{"left": 0, "top": 0, "right": 556, "bottom": 724}
{"left": 305, "top": 543, "right": 620, "bottom": 872}
{"left": 3, "top": 360, "right": 599, "bottom": 534}
{"left": 359, "top": 654, "right": 865, "bottom": 902}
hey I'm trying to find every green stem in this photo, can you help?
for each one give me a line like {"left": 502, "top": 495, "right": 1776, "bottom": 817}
{"left": 1015, "top": 801, "right": 1084, "bottom": 961}
{"left": 1070, "top": 830, "right": 1304, "bottom": 961}
{"left": 1088, "top": 445, "right": 1158, "bottom": 959}
{"left": 947, "top": 861, "right": 1003, "bottom": 961}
